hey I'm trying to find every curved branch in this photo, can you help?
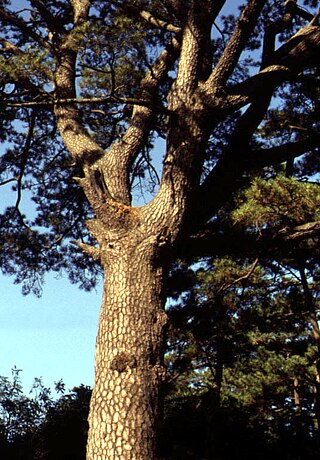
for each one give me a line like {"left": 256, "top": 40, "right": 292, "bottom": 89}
{"left": 98, "top": 36, "right": 180, "bottom": 205}
{"left": 15, "top": 113, "right": 36, "bottom": 215}
{"left": 0, "top": 112, "right": 36, "bottom": 230}
{"left": 218, "top": 258, "right": 259, "bottom": 293}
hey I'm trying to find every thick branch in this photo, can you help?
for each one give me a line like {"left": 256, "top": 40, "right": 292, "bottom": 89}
{"left": 179, "top": 218, "right": 320, "bottom": 262}
{"left": 140, "top": 10, "right": 181, "bottom": 33}
{"left": 272, "top": 14, "right": 320, "bottom": 69}
{"left": 247, "top": 136, "right": 320, "bottom": 170}
{"left": 209, "top": 0, "right": 228, "bottom": 21}
{"left": 109, "top": 1, "right": 181, "bottom": 33}
{"left": 206, "top": 0, "right": 267, "bottom": 88}
{"left": 261, "top": 0, "right": 296, "bottom": 68}
{"left": 200, "top": 13, "right": 320, "bottom": 115}
{"left": 54, "top": 47, "right": 104, "bottom": 166}
{"left": 69, "top": 0, "right": 90, "bottom": 25}
{"left": 169, "top": 1, "right": 214, "bottom": 100}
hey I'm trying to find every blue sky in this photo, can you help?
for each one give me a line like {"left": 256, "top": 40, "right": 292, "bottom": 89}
{"left": 0, "top": 272, "right": 102, "bottom": 392}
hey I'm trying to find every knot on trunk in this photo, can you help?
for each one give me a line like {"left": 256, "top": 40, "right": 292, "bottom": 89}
{"left": 157, "top": 226, "right": 172, "bottom": 247}
{"left": 110, "top": 352, "right": 137, "bottom": 373}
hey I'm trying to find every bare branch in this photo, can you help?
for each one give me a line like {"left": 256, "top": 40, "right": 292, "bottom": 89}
{"left": 0, "top": 177, "right": 18, "bottom": 187}
{"left": 72, "top": 241, "right": 102, "bottom": 262}
{"left": 140, "top": 10, "right": 181, "bottom": 33}
{"left": 206, "top": 0, "right": 267, "bottom": 88}
{"left": 218, "top": 258, "right": 259, "bottom": 293}
{"left": 0, "top": 113, "right": 36, "bottom": 230}
{"left": 1, "top": 95, "right": 172, "bottom": 114}
{"left": 0, "top": 7, "right": 51, "bottom": 50}
{"left": 14, "top": 112, "right": 36, "bottom": 214}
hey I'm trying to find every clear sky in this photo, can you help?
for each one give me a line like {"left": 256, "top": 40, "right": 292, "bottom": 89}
{"left": 0, "top": 272, "right": 102, "bottom": 393}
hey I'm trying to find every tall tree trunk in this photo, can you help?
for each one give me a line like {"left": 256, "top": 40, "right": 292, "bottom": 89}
{"left": 293, "top": 376, "right": 304, "bottom": 442}
{"left": 299, "top": 267, "right": 320, "bottom": 440}
{"left": 86, "top": 231, "right": 167, "bottom": 460}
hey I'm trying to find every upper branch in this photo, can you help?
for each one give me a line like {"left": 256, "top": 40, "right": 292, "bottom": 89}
{"left": 221, "top": 3, "right": 302, "bottom": 156}
{"left": 209, "top": 1, "right": 228, "bottom": 21}
{"left": 191, "top": 129, "right": 319, "bottom": 231}
{"left": 69, "top": 0, "right": 90, "bottom": 25}
{"left": 52, "top": 4, "right": 105, "bottom": 172}
{"left": 29, "top": 0, "right": 65, "bottom": 34}
{"left": 109, "top": 1, "right": 182, "bottom": 33}
{"left": 261, "top": 0, "right": 297, "bottom": 68}
{"left": 53, "top": 1, "right": 179, "bottom": 209}
{"left": 0, "top": 7, "right": 50, "bottom": 50}
{"left": 224, "top": 17, "right": 320, "bottom": 112}
{"left": 98, "top": 36, "right": 181, "bottom": 205}
{"left": 54, "top": 43, "right": 104, "bottom": 167}
{"left": 139, "top": 10, "right": 181, "bottom": 33}
{"left": 205, "top": 0, "right": 267, "bottom": 89}
{"left": 168, "top": 0, "right": 214, "bottom": 103}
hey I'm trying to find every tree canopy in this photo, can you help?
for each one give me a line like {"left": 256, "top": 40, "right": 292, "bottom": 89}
{"left": 0, "top": 0, "right": 319, "bottom": 289}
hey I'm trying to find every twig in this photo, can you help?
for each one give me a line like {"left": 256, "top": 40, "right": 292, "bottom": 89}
{"left": 218, "top": 258, "right": 259, "bottom": 293}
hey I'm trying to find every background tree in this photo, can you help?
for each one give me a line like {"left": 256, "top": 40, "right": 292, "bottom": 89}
{"left": 0, "top": 369, "right": 57, "bottom": 460}
{"left": 0, "top": 371, "right": 91, "bottom": 460}
{"left": 34, "top": 384, "right": 91, "bottom": 460}
{"left": 0, "top": 1, "right": 319, "bottom": 458}
{"left": 162, "top": 176, "right": 320, "bottom": 459}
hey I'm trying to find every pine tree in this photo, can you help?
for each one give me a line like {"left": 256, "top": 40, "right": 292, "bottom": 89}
{"left": 0, "top": 1, "right": 319, "bottom": 458}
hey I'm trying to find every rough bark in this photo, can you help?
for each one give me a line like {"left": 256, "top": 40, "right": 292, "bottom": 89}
{"left": 87, "top": 225, "right": 167, "bottom": 459}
